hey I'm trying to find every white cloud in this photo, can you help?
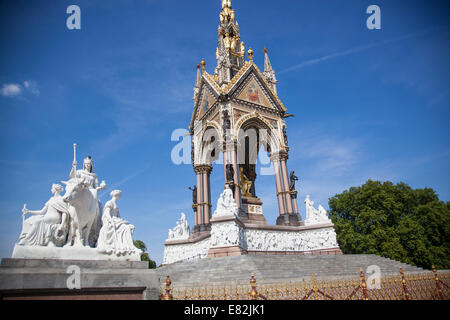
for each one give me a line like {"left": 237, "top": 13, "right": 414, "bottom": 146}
{"left": 23, "top": 81, "right": 40, "bottom": 95}
{"left": 0, "top": 83, "right": 22, "bottom": 97}
{"left": 0, "top": 81, "right": 40, "bottom": 98}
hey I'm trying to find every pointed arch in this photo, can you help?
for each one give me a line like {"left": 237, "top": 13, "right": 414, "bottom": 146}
{"left": 197, "top": 125, "right": 221, "bottom": 165}
{"left": 234, "top": 113, "right": 282, "bottom": 156}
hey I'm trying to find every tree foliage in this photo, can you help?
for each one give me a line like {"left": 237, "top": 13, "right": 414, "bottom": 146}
{"left": 328, "top": 180, "right": 450, "bottom": 269}
{"left": 133, "top": 240, "right": 157, "bottom": 269}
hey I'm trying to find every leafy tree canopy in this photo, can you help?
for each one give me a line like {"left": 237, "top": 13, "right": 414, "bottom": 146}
{"left": 328, "top": 180, "right": 450, "bottom": 269}
{"left": 133, "top": 240, "right": 157, "bottom": 269}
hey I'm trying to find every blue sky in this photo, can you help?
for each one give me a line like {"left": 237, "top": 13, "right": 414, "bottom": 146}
{"left": 0, "top": 0, "right": 449, "bottom": 265}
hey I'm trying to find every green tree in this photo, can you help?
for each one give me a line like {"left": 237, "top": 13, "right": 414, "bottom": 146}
{"left": 133, "top": 240, "right": 157, "bottom": 269}
{"left": 328, "top": 180, "right": 450, "bottom": 269}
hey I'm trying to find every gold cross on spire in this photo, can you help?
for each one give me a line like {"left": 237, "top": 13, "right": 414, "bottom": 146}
{"left": 222, "top": 0, "right": 231, "bottom": 9}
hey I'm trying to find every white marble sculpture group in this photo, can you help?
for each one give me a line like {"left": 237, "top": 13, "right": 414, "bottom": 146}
{"left": 304, "top": 194, "right": 332, "bottom": 226}
{"left": 163, "top": 187, "right": 339, "bottom": 265}
{"left": 212, "top": 185, "right": 238, "bottom": 218}
{"left": 14, "top": 145, "right": 141, "bottom": 261}
{"left": 167, "top": 212, "right": 190, "bottom": 240}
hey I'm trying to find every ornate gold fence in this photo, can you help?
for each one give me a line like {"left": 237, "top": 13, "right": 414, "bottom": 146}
{"left": 160, "top": 266, "right": 450, "bottom": 300}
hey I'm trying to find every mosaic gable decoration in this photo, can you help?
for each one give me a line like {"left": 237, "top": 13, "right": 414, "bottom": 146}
{"left": 236, "top": 76, "right": 272, "bottom": 109}
{"left": 196, "top": 87, "right": 216, "bottom": 120}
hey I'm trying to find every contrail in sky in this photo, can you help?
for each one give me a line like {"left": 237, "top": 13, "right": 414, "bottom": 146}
{"left": 99, "top": 163, "right": 153, "bottom": 200}
{"left": 279, "top": 28, "right": 435, "bottom": 74}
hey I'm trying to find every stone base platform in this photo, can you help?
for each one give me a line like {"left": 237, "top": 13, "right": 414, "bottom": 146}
{"left": 163, "top": 215, "right": 342, "bottom": 265}
{"left": 239, "top": 197, "right": 268, "bottom": 226}
{"left": 0, "top": 258, "right": 160, "bottom": 300}
{"left": 157, "top": 254, "right": 426, "bottom": 286}
{"left": 208, "top": 245, "right": 248, "bottom": 258}
{"left": 11, "top": 245, "right": 142, "bottom": 261}
{"left": 276, "top": 213, "right": 302, "bottom": 226}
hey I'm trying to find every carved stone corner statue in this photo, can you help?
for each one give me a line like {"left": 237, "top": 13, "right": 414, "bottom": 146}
{"left": 212, "top": 184, "right": 239, "bottom": 218}
{"left": 304, "top": 195, "right": 332, "bottom": 226}
{"left": 18, "top": 184, "right": 69, "bottom": 248}
{"left": 167, "top": 212, "right": 190, "bottom": 241}
{"left": 96, "top": 190, "right": 142, "bottom": 257}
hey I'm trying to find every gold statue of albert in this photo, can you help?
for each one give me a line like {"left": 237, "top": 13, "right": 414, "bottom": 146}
{"left": 239, "top": 167, "right": 253, "bottom": 197}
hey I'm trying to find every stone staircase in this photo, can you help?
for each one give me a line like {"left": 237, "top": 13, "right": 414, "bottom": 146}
{"left": 156, "top": 254, "right": 425, "bottom": 286}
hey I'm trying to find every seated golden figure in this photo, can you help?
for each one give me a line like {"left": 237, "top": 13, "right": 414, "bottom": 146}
{"left": 239, "top": 167, "right": 253, "bottom": 197}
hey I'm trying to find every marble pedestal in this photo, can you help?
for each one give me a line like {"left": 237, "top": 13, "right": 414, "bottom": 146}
{"left": 276, "top": 213, "right": 302, "bottom": 226}
{"left": 240, "top": 197, "right": 268, "bottom": 226}
{"left": 12, "top": 245, "right": 142, "bottom": 262}
{"left": 0, "top": 258, "right": 160, "bottom": 300}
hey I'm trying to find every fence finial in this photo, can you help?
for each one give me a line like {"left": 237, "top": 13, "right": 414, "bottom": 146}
{"left": 399, "top": 268, "right": 409, "bottom": 300}
{"left": 161, "top": 275, "right": 173, "bottom": 300}
{"left": 359, "top": 268, "right": 369, "bottom": 300}
{"left": 432, "top": 265, "right": 444, "bottom": 300}
{"left": 311, "top": 273, "right": 318, "bottom": 300}
{"left": 249, "top": 273, "right": 258, "bottom": 300}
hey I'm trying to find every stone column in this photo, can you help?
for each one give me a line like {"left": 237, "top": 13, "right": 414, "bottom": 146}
{"left": 280, "top": 156, "right": 293, "bottom": 214}
{"left": 275, "top": 151, "right": 301, "bottom": 226}
{"left": 231, "top": 144, "right": 242, "bottom": 208}
{"left": 291, "top": 190, "right": 299, "bottom": 214}
{"left": 272, "top": 158, "right": 285, "bottom": 215}
{"left": 193, "top": 167, "right": 203, "bottom": 233}
{"left": 223, "top": 146, "right": 228, "bottom": 186}
{"left": 202, "top": 166, "right": 212, "bottom": 227}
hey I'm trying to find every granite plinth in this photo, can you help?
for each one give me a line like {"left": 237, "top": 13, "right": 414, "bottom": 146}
{"left": 12, "top": 244, "right": 141, "bottom": 262}
{"left": 0, "top": 258, "right": 160, "bottom": 300}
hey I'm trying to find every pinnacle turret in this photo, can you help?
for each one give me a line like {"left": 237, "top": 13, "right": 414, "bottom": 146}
{"left": 193, "top": 64, "right": 201, "bottom": 100}
{"left": 263, "top": 48, "right": 278, "bottom": 93}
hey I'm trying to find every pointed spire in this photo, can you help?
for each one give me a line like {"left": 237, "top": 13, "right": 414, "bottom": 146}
{"left": 264, "top": 48, "right": 273, "bottom": 73}
{"left": 195, "top": 64, "right": 201, "bottom": 87}
{"left": 263, "top": 47, "right": 278, "bottom": 93}
{"left": 193, "top": 64, "right": 202, "bottom": 101}
{"left": 216, "top": 0, "right": 245, "bottom": 86}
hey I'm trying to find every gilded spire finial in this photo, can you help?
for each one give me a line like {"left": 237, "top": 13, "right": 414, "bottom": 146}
{"left": 222, "top": 0, "right": 231, "bottom": 9}
{"left": 248, "top": 48, "right": 254, "bottom": 61}
{"left": 200, "top": 58, "right": 206, "bottom": 70}
{"left": 264, "top": 47, "right": 268, "bottom": 54}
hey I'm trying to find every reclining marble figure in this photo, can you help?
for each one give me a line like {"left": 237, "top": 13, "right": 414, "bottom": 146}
{"left": 19, "top": 184, "right": 69, "bottom": 247}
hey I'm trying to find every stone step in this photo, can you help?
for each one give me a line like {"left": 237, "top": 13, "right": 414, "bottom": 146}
{"left": 156, "top": 254, "right": 425, "bottom": 285}
{"left": 0, "top": 258, "right": 150, "bottom": 270}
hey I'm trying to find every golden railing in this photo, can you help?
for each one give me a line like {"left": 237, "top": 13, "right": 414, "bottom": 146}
{"left": 160, "top": 266, "right": 450, "bottom": 300}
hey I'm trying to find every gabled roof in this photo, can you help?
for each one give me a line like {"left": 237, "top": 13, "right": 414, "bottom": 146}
{"left": 226, "top": 61, "right": 286, "bottom": 112}
{"left": 189, "top": 76, "right": 220, "bottom": 131}
{"left": 189, "top": 61, "right": 286, "bottom": 130}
